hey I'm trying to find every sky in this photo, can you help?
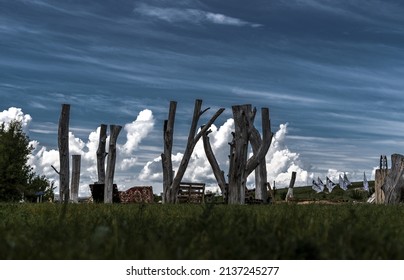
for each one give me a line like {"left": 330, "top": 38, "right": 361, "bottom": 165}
{"left": 1, "top": 0, "right": 404, "bottom": 197}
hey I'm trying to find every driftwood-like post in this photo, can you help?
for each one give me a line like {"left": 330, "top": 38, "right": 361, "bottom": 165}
{"left": 227, "top": 106, "right": 272, "bottom": 204}
{"left": 58, "top": 104, "right": 70, "bottom": 203}
{"left": 104, "top": 125, "right": 122, "bottom": 203}
{"left": 70, "top": 154, "right": 81, "bottom": 203}
{"left": 162, "top": 101, "right": 177, "bottom": 203}
{"left": 228, "top": 105, "right": 250, "bottom": 204}
{"left": 249, "top": 108, "right": 273, "bottom": 202}
{"left": 285, "top": 171, "right": 297, "bottom": 202}
{"left": 96, "top": 124, "right": 108, "bottom": 183}
{"left": 202, "top": 130, "right": 228, "bottom": 198}
{"left": 162, "top": 99, "right": 224, "bottom": 203}
{"left": 382, "top": 154, "right": 404, "bottom": 204}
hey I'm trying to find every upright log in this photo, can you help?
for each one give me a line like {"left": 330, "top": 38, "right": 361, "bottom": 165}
{"left": 382, "top": 154, "right": 404, "bottom": 204}
{"left": 249, "top": 108, "right": 273, "bottom": 202}
{"left": 162, "top": 101, "right": 177, "bottom": 203}
{"left": 96, "top": 124, "right": 107, "bottom": 183}
{"left": 104, "top": 125, "right": 122, "bottom": 203}
{"left": 70, "top": 154, "right": 81, "bottom": 203}
{"left": 285, "top": 171, "right": 297, "bottom": 202}
{"left": 228, "top": 105, "right": 250, "bottom": 204}
{"left": 227, "top": 106, "right": 272, "bottom": 204}
{"left": 58, "top": 104, "right": 70, "bottom": 203}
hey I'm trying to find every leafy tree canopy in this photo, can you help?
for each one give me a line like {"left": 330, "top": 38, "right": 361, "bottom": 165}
{"left": 0, "top": 120, "right": 52, "bottom": 202}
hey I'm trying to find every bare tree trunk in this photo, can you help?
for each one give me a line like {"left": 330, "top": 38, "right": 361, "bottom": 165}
{"left": 104, "top": 125, "right": 122, "bottom": 203}
{"left": 382, "top": 154, "right": 404, "bottom": 204}
{"left": 70, "top": 155, "right": 81, "bottom": 203}
{"left": 58, "top": 104, "right": 70, "bottom": 203}
{"left": 162, "top": 101, "right": 176, "bottom": 203}
{"left": 96, "top": 124, "right": 107, "bottom": 183}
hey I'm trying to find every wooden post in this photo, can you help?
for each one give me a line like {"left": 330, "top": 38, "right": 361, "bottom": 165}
{"left": 162, "top": 99, "right": 224, "bottom": 203}
{"left": 104, "top": 125, "right": 122, "bottom": 203}
{"left": 162, "top": 101, "right": 176, "bottom": 203}
{"left": 228, "top": 105, "right": 250, "bottom": 204}
{"left": 58, "top": 104, "right": 70, "bottom": 203}
{"left": 202, "top": 129, "right": 227, "bottom": 198}
{"left": 70, "top": 154, "right": 81, "bottom": 203}
{"left": 228, "top": 106, "right": 272, "bottom": 204}
{"left": 285, "top": 171, "right": 297, "bottom": 202}
{"left": 382, "top": 154, "right": 404, "bottom": 204}
{"left": 96, "top": 124, "right": 108, "bottom": 183}
{"left": 249, "top": 108, "right": 273, "bottom": 202}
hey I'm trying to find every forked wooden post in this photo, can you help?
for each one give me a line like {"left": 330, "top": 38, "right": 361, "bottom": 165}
{"left": 70, "top": 154, "right": 81, "bottom": 203}
{"left": 104, "top": 125, "right": 122, "bottom": 203}
{"left": 58, "top": 104, "right": 70, "bottom": 203}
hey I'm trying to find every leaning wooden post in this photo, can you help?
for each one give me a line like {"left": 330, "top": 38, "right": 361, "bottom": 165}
{"left": 70, "top": 155, "right": 81, "bottom": 203}
{"left": 285, "top": 171, "right": 297, "bottom": 202}
{"left": 58, "top": 104, "right": 70, "bottom": 203}
{"left": 96, "top": 124, "right": 108, "bottom": 183}
{"left": 104, "top": 125, "right": 122, "bottom": 203}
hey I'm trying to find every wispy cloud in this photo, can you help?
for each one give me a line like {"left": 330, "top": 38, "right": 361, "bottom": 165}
{"left": 134, "top": 3, "right": 262, "bottom": 27}
{"left": 232, "top": 87, "right": 324, "bottom": 105}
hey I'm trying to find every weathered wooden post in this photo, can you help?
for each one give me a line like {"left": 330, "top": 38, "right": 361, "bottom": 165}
{"left": 104, "top": 125, "right": 122, "bottom": 203}
{"left": 382, "top": 154, "right": 404, "bottom": 204}
{"left": 162, "top": 101, "right": 176, "bottom": 203}
{"left": 96, "top": 124, "right": 108, "bottom": 183}
{"left": 285, "top": 171, "right": 297, "bottom": 202}
{"left": 58, "top": 104, "right": 70, "bottom": 203}
{"left": 228, "top": 105, "right": 250, "bottom": 204}
{"left": 161, "top": 99, "right": 224, "bottom": 203}
{"left": 70, "top": 154, "right": 81, "bottom": 203}
{"left": 249, "top": 108, "right": 273, "bottom": 202}
{"left": 375, "top": 155, "right": 388, "bottom": 203}
{"left": 227, "top": 106, "right": 272, "bottom": 204}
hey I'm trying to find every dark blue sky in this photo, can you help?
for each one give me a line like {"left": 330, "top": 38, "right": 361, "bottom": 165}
{"left": 1, "top": 0, "right": 404, "bottom": 194}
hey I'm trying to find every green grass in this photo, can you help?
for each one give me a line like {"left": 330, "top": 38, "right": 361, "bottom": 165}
{"left": 1, "top": 201, "right": 403, "bottom": 260}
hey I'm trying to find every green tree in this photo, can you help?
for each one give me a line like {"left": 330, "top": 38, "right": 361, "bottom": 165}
{"left": 0, "top": 120, "right": 51, "bottom": 202}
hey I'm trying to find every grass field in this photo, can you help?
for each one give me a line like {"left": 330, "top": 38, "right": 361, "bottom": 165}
{"left": 1, "top": 196, "right": 404, "bottom": 260}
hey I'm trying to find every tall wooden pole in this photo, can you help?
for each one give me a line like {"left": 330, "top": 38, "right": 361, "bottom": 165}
{"left": 162, "top": 101, "right": 176, "bottom": 203}
{"left": 96, "top": 124, "right": 107, "bottom": 183}
{"left": 104, "top": 125, "right": 122, "bottom": 203}
{"left": 70, "top": 154, "right": 81, "bottom": 203}
{"left": 58, "top": 104, "right": 70, "bottom": 203}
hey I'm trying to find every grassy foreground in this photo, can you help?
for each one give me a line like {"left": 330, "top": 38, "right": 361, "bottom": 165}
{"left": 0, "top": 202, "right": 403, "bottom": 260}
